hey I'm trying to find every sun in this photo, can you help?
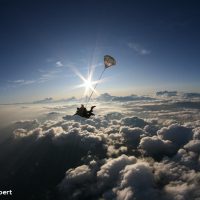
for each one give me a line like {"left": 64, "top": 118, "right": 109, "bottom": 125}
{"left": 83, "top": 79, "right": 92, "bottom": 91}
{"left": 69, "top": 63, "right": 105, "bottom": 99}
{"left": 72, "top": 69, "right": 99, "bottom": 97}
{"left": 80, "top": 73, "right": 100, "bottom": 97}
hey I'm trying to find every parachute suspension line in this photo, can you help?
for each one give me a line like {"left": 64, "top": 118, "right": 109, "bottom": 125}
{"left": 86, "top": 67, "right": 106, "bottom": 107}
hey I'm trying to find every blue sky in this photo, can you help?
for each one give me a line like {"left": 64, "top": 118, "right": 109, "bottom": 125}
{"left": 0, "top": 0, "right": 200, "bottom": 103}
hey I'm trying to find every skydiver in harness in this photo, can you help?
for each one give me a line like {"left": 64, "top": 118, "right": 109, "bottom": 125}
{"left": 74, "top": 104, "right": 96, "bottom": 118}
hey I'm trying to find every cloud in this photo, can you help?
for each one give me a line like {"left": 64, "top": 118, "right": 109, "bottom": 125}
{"left": 120, "top": 127, "right": 146, "bottom": 148}
{"left": 97, "top": 155, "right": 136, "bottom": 188}
{"left": 59, "top": 164, "right": 94, "bottom": 192}
{"left": 115, "top": 162, "right": 156, "bottom": 200}
{"left": 156, "top": 90, "right": 178, "bottom": 97}
{"left": 96, "top": 93, "right": 114, "bottom": 101}
{"left": 128, "top": 42, "right": 151, "bottom": 55}
{"left": 157, "top": 124, "right": 193, "bottom": 147}
{"left": 8, "top": 79, "right": 36, "bottom": 86}
{"left": 11, "top": 119, "right": 40, "bottom": 131}
{"left": 56, "top": 61, "right": 64, "bottom": 67}
{"left": 104, "top": 112, "right": 124, "bottom": 120}
{"left": 183, "top": 92, "right": 200, "bottom": 98}
{"left": 154, "top": 160, "right": 200, "bottom": 199}
{"left": 112, "top": 94, "right": 155, "bottom": 102}
{"left": 38, "top": 69, "right": 62, "bottom": 83}
{"left": 173, "top": 148, "right": 200, "bottom": 170}
{"left": 139, "top": 136, "right": 177, "bottom": 159}
{"left": 184, "top": 140, "right": 200, "bottom": 153}
{"left": 0, "top": 95, "right": 200, "bottom": 200}
{"left": 144, "top": 124, "right": 160, "bottom": 136}
{"left": 121, "top": 116, "right": 148, "bottom": 128}
{"left": 9, "top": 79, "right": 25, "bottom": 84}
{"left": 96, "top": 93, "right": 155, "bottom": 102}
{"left": 33, "top": 97, "right": 53, "bottom": 104}
{"left": 142, "top": 101, "right": 200, "bottom": 111}
{"left": 193, "top": 127, "right": 200, "bottom": 139}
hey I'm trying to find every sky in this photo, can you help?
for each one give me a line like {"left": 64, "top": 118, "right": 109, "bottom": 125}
{"left": 0, "top": 0, "right": 200, "bottom": 103}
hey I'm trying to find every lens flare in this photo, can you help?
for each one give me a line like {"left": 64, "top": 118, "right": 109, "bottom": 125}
{"left": 69, "top": 64, "right": 103, "bottom": 97}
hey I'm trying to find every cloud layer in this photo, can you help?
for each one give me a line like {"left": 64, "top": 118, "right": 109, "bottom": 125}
{"left": 0, "top": 93, "right": 200, "bottom": 200}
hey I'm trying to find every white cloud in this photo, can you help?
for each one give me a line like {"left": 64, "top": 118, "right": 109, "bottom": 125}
{"left": 120, "top": 127, "right": 146, "bottom": 148}
{"left": 97, "top": 155, "right": 137, "bottom": 188}
{"left": 59, "top": 164, "right": 93, "bottom": 192}
{"left": 157, "top": 124, "right": 193, "bottom": 147}
{"left": 9, "top": 79, "right": 25, "bottom": 83}
{"left": 115, "top": 162, "right": 156, "bottom": 200}
{"left": 12, "top": 119, "right": 40, "bottom": 131}
{"left": 139, "top": 136, "right": 176, "bottom": 159}
{"left": 121, "top": 116, "right": 148, "bottom": 128}
{"left": 128, "top": 42, "right": 151, "bottom": 55}
{"left": 184, "top": 140, "right": 200, "bottom": 153}
{"left": 8, "top": 79, "right": 36, "bottom": 86}
{"left": 56, "top": 61, "right": 64, "bottom": 67}
{"left": 154, "top": 160, "right": 200, "bottom": 199}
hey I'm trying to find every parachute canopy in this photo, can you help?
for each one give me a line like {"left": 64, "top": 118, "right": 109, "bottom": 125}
{"left": 104, "top": 55, "right": 116, "bottom": 68}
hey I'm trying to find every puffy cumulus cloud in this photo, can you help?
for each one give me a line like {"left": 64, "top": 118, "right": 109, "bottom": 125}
{"left": 193, "top": 127, "right": 200, "bottom": 139}
{"left": 184, "top": 120, "right": 200, "bottom": 129}
{"left": 139, "top": 136, "right": 177, "bottom": 160}
{"left": 14, "top": 127, "right": 43, "bottom": 139}
{"left": 45, "top": 126, "right": 64, "bottom": 137}
{"left": 97, "top": 155, "right": 136, "bottom": 188}
{"left": 13, "top": 128, "right": 28, "bottom": 137}
{"left": 157, "top": 124, "right": 193, "bottom": 147}
{"left": 154, "top": 160, "right": 200, "bottom": 199}
{"left": 62, "top": 115, "right": 109, "bottom": 129}
{"left": 164, "top": 182, "right": 200, "bottom": 200}
{"left": 0, "top": 118, "right": 109, "bottom": 199}
{"left": 59, "top": 164, "right": 94, "bottom": 192}
{"left": 121, "top": 116, "right": 148, "bottom": 128}
{"left": 58, "top": 155, "right": 137, "bottom": 199}
{"left": 107, "top": 145, "right": 128, "bottom": 157}
{"left": 104, "top": 125, "right": 120, "bottom": 135}
{"left": 104, "top": 112, "right": 124, "bottom": 120}
{"left": 163, "top": 119, "right": 178, "bottom": 126}
{"left": 36, "top": 126, "right": 105, "bottom": 155}
{"left": 11, "top": 119, "right": 40, "bottom": 131}
{"left": 120, "top": 127, "right": 146, "bottom": 148}
{"left": 154, "top": 160, "right": 195, "bottom": 184}
{"left": 184, "top": 140, "right": 200, "bottom": 153}
{"left": 114, "top": 162, "right": 158, "bottom": 200}
{"left": 173, "top": 149, "right": 200, "bottom": 170}
{"left": 58, "top": 162, "right": 100, "bottom": 200}
{"left": 144, "top": 124, "right": 160, "bottom": 136}
{"left": 80, "top": 124, "right": 96, "bottom": 132}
